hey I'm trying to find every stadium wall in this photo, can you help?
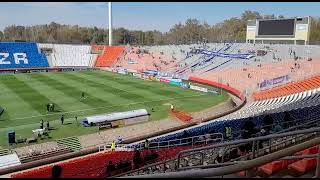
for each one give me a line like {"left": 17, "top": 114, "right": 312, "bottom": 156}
{"left": 188, "top": 76, "right": 245, "bottom": 101}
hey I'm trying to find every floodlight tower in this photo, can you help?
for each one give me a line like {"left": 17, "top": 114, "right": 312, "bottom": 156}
{"left": 108, "top": 2, "right": 112, "bottom": 46}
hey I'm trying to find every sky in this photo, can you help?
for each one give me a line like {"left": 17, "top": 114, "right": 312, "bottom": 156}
{"left": 0, "top": 2, "right": 319, "bottom": 32}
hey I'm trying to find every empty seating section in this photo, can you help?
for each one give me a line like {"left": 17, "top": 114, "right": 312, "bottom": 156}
{"left": 252, "top": 75, "right": 320, "bottom": 101}
{"left": 114, "top": 47, "right": 178, "bottom": 73}
{"left": 258, "top": 146, "right": 319, "bottom": 175}
{"left": 38, "top": 44, "right": 96, "bottom": 67}
{"left": 227, "top": 87, "right": 320, "bottom": 119}
{"left": 95, "top": 46, "right": 125, "bottom": 67}
{"left": 109, "top": 43, "right": 320, "bottom": 95}
{"left": 200, "top": 58, "right": 320, "bottom": 94}
{"left": 0, "top": 42, "right": 49, "bottom": 69}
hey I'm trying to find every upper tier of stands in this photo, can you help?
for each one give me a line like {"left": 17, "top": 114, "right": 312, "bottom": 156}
{"left": 95, "top": 46, "right": 125, "bottom": 67}
{"left": 200, "top": 57, "right": 320, "bottom": 94}
{"left": 115, "top": 43, "right": 320, "bottom": 95}
{"left": 38, "top": 44, "right": 97, "bottom": 67}
{"left": 0, "top": 42, "right": 49, "bottom": 69}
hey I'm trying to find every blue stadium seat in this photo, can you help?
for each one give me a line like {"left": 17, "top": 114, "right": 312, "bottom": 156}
{"left": 0, "top": 42, "right": 49, "bottom": 69}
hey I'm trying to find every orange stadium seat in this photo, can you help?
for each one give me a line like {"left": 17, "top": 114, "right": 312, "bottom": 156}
{"left": 258, "top": 160, "right": 296, "bottom": 175}
{"left": 288, "top": 146, "right": 319, "bottom": 174}
{"left": 95, "top": 46, "right": 125, "bottom": 67}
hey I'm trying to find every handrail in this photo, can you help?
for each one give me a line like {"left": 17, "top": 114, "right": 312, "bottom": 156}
{"left": 131, "top": 133, "right": 224, "bottom": 150}
{"left": 125, "top": 100, "right": 316, "bottom": 150}
{"left": 116, "top": 126, "right": 320, "bottom": 177}
{"left": 123, "top": 136, "right": 320, "bottom": 178}
{"left": 177, "top": 126, "right": 320, "bottom": 159}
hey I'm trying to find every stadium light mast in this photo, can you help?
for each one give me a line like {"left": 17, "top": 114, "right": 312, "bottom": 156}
{"left": 108, "top": 2, "right": 112, "bottom": 46}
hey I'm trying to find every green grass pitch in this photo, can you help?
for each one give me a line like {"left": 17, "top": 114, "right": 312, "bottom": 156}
{"left": 0, "top": 70, "right": 229, "bottom": 147}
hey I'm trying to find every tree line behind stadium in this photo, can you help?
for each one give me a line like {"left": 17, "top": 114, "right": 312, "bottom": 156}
{"left": 1, "top": 11, "right": 320, "bottom": 45}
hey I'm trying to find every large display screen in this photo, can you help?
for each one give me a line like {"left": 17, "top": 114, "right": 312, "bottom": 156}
{"left": 258, "top": 19, "right": 295, "bottom": 36}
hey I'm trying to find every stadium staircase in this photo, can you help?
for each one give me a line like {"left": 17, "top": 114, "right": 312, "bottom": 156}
{"left": 56, "top": 137, "right": 82, "bottom": 152}
{"left": 170, "top": 110, "right": 193, "bottom": 122}
{"left": 95, "top": 46, "right": 125, "bottom": 67}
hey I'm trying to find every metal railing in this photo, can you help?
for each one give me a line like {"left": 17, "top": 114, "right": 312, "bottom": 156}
{"left": 131, "top": 133, "right": 224, "bottom": 151}
{"left": 118, "top": 127, "right": 320, "bottom": 177}
{"left": 126, "top": 137, "right": 320, "bottom": 178}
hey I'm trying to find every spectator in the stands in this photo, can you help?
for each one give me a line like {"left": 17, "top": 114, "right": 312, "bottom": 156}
{"left": 117, "top": 160, "right": 124, "bottom": 173}
{"left": 241, "top": 119, "right": 257, "bottom": 152}
{"left": 106, "top": 161, "right": 116, "bottom": 177}
{"left": 111, "top": 141, "right": 116, "bottom": 151}
{"left": 229, "top": 148, "right": 240, "bottom": 160}
{"left": 117, "top": 136, "right": 123, "bottom": 144}
{"left": 144, "top": 150, "right": 159, "bottom": 164}
{"left": 214, "top": 148, "right": 225, "bottom": 163}
{"left": 144, "top": 139, "right": 150, "bottom": 150}
{"left": 123, "top": 159, "right": 132, "bottom": 171}
{"left": 133, "top": 149, "right": 143, "bottom": 169}
{"left": 283, "top": 112, "right": 292, "bottom": 129}
{"left": 272, "top": 124, "right": 283, "bottom": 133}
{"left": 263, "top": 115, "right": 274, "bottom": 133}
{"left": 52, "top": 165, "right": 62, "bottom": 178}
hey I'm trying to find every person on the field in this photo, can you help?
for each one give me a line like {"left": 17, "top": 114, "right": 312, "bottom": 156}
{"left": 81, "top": 92, "right": 85, "bottom": 98}
{"left": 61, "top": 115, "right": 64, "bottom": 125}
{"left": 46, "top": 104, "right": 50, "bottom": 112}
{"left": 170, "top": 104, "right": 174, "bottom": 112}
{"left": 75, "top": 116, "right": 78, "bottom": 125}
{"left": 46, "top": 121, "right": 50, "bottom": 130}
{"left": 40, "top": 119, "right": 44, "bottom": 129}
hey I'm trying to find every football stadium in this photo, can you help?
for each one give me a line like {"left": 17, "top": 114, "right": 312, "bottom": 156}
{"left": 1, "top": 2, "right": 320, "bottom": 178}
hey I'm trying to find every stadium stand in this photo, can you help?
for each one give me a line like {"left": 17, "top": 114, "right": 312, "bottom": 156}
{"left": 91, "top": 45, "right": 105, "bottom": 54}
{"left": 0, "top": 42, "right": 49, "bottom": 69}
{"left": 252, "top": 75, "right": 320, "bottom": 101}
{"left": 114, "top": 47, "right": 178, "bottom": 73}
{"left": 258, "top": 146, "right": 319, "bottom": 176}
{"left": 3, "top": 42, "right": 320, "bottom": 178}
{"left": 115, "top": 126, "right": 320, "bottom": 178}
{"left": 38, "top": 44, "right": 97, "bottom": 67}
{"left": 95, "top": 46, "right": 125, "bottom": 67}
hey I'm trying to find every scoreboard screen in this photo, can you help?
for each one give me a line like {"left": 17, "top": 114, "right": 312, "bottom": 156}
{"left": 258, "top": 19, "right": 295, "bottom": 36}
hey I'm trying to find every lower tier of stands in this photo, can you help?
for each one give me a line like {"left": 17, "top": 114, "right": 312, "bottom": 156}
{"left": 0, "top": 42, "right": 49, "bottom": 69}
